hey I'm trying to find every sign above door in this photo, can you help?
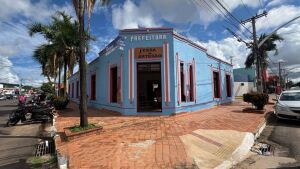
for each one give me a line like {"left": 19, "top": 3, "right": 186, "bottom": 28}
{"left": 135, "top": 47, "right": 162, "bottom": 60}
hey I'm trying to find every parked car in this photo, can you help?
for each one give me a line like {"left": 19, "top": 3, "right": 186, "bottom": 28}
{"left": 274, "top": 90, "right": 300, "bottom": 120}
{"left": 290, "top": 86, "right": 300, "bottom": 90}
{"left": 13, "top": 94, "right": 18, "bottom": 99}
{"left": 0, "top": 95, "right": 6, "bottom": 101}
{"left": 5, "top": 94, "right": 13, "bottom": 99}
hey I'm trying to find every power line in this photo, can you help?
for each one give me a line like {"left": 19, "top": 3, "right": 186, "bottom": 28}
{"left": 208, "top": 0, "right": 250, "bottom": 39}
{"left": 194, "top": 0, "right": 250, "bottom": 40}
{"left": 192, "top": 0, "right": 240, "bottom": 33}
{"left": 278, "top": 31, "right": 300, "bottom": 35}
{"left": 240, "top": 0, "right": 252, "bottom": 16}
{"left": 258, "top": 0, "right": 264, "bottom": 9}
{"left": 214, "top": 0, "right": 253, "bottom": 35}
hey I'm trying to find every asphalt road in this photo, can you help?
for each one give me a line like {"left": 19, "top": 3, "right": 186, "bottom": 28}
{"left": 0, "top": 98, "right": 41, "bottom": 169}
{"left": 234, "top": 114, "right": 300, "bottom": 169}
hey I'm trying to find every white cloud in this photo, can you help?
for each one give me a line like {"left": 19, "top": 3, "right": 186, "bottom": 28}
{"left": 111, "top": 0, "right": 260, "bottom": 30}
{"left": 190, "top": 36, "right": 250, "bottom": 68}
{"left": 267, "top": 23, "right": 300, "bottom": 81}
{"left": 112, "top": 0, "right": 160, "bottom": 29}
{"left": 266, "top": 0, "right": 291, "bottom": 8}
{"left": 0, "top": 57, "right": 20, "bottom": 84}
{"left": 0, "top": 0, "right": 74, "bottom": 22}
{"left": 0, "top": 0, "right": 74, "bottom": 86}
{"left": 252, "top": 5, "right": 300, "bottom": 32}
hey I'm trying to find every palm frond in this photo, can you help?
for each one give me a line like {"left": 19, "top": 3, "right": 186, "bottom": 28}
{"left": 72, "top": 0, "right": 80, "bottom": 19}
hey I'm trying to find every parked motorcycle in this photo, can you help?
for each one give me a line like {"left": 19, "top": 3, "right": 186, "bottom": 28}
{"left": 6, "top": 101, "right": 55, "bottom": 127}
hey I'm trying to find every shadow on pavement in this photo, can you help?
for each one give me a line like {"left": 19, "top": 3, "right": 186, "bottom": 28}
{"left": 58, "top": 104, "right": 123, "bottom": 118}
{"left": 267, "top": 113, "right": 300, "bottom": 128}
{"left": 0, "top": 135, "right": 41, "bottom": 139}
{"left": 0, "top": 105, "right": 18, "bottom": 108}
{"left": 0, "top": 159, "right": 30, "bottom": 169}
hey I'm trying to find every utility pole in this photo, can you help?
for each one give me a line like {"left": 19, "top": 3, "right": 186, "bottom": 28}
{"left": 277, "top": 60, "right": 286, "bottom": 90}
{"left": 241, "top": 11, "right": 267, "bottom": 93}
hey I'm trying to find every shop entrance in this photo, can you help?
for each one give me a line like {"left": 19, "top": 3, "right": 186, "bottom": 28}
{"left": 137, "top": 62, "right": 162, "bottom": 112}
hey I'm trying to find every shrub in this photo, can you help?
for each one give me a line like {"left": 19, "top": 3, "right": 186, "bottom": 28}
{"left": 243, "top": 92, "right": 269, "bottom": 110}
{"left": 40, "top": 82, "right": 55, "bottom": 95}
{"left": 46, "top": 93, "right": 56, "bottom": 101}
{"left": 52, "top": 96, "right": 69, "bottom": 110}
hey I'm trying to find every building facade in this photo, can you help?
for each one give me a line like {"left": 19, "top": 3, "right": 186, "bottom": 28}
{"left": 68, "top": 28, "right": 234, "bottom": 115}
{"left": 233, "top": 68, "right": 256, "bottom": 96}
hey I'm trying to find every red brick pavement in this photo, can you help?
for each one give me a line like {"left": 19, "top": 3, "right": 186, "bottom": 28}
{"left": 55, "top": 100, "right": 274, "bottom": 169}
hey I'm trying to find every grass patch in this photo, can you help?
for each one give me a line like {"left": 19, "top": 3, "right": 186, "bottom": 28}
{"left": 69, "top": 123, "right": 100, "bottom": 133}
{"left": 27, "top": 155, "right": 57, "bottom": 169}
{"left": 174, "top": 163, "right": 199, "bottom": 169}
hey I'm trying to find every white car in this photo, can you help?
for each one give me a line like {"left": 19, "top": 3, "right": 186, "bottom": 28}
{"left": 274, "top": 90, "right": 300, "bottom": 120}
{"left": 0, "top": 95, "right": 6, "bottom": 100}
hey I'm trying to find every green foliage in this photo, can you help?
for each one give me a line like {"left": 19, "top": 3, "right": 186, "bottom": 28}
{"left": 52, "top": 96, "right": 69, "bottom": 110}
{"left": 245, "top": 33, "right": 283, "bottom": 68}
{"left": 27, "top": 155, "right": 57, "bottom": 169}
{"left": 46, "top": 93, "right": 56, "bottom": 101}
{"left": 40, "top": 82, "right": 55, "bottom": 95}
{"left": 69, "top": 123, "right": 100, "bottom": 133}
{"left": 243, "top": 92, "right": 269, "bottom": 110}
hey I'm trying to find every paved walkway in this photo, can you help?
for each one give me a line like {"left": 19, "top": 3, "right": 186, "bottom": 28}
{"left": 55, "top": 99, "right": 274, "bottom": 169}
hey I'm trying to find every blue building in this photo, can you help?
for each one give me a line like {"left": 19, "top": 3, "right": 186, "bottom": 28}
{"left": 68, "top": 28, "right": 234, "bottom": 115}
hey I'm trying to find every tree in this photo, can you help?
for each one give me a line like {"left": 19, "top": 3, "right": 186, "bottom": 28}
{"left": 72, "top": 0, "right": 110, "bottom": 127}
{"left": 32, "top": 44, "right": 58, "bottom": 83}
{"left": 245, "top": 33, "right": 283, "bottom": 92}
{"left": 40, "top": 82, "right": 55, "bottom": 95}
{"left": 29, "top": 12, "right": 87, "bottom": 97}
{"left": 245, "top": 33, "right": 283, "bottom": 69}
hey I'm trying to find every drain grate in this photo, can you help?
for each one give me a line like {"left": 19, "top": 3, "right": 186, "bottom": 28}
{"left": 35, "top": 139, "right": 55, "bottom": 156}
{"left": 251, "top": 142, "right": 272, "bottom": 156}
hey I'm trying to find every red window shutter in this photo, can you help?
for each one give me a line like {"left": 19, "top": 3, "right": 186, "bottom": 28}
{"left": 72, "top": 83, "right": 74, "bottom": 98}
{"left": 90, "top": 74, "right": 96, "bottom": 100}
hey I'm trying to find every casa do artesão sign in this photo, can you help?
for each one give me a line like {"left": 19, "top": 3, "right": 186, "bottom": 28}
{"left": 135, "top": 47, "right": 162, "bottom": 60}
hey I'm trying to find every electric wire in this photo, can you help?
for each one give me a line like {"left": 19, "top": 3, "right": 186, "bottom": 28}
{"left": 193, "top": 0, "right": 249, "bottom": 41}
{"left": 240, "top": 0, "right": 252, "bottom": 16}
{"left": 208, "top": 0, "right": 250, "bottom": 39}
{"left": 214, "top": 0, "right": 253, "bottom": 35}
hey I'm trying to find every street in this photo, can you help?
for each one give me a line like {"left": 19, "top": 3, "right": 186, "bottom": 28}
{"left": 0, "top": 99, "right": 41, "bottom": 169}
{"left": 234, "top": 114, "right": 300, "bottom": 169}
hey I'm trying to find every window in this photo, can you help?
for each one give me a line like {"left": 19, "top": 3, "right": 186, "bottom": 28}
{"left": 180, "top": 63, "right": 186, "bottom": 102}
{"left": 71, "top": 83, "right": 74, "bottom": 98}
{"left": 110, "top": 67, "right": 118, "bottom": 103}
{"left": 90, "top": 74, "right": 96, "bottom": 100}
{"left": 76, "top": 80, "right": 79, "bottom": 98}
{"left": 213, "top": 71, "right": 220, "bottom": 98}
{"left": 226, "top": 74, "right": 232, "bottom": 97}
{"left": 189, "top": 65, "right": 194, "bottom": 101}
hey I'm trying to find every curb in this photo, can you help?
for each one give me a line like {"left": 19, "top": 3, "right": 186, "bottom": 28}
{"left": 215, "top": 133, "right": 254, "bottom": 169}
{"left": 52, "top": 114, "right": 69, "bottom": 169}
{"left": 253, "top": 112, "right": 273, "bottom": 140}
{"left": 214, "top": 112, "right": 272, "bottom": 169}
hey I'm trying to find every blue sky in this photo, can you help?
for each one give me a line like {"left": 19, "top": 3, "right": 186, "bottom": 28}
{"left": 0, "top": 0, "right": 300, "bottom": 86}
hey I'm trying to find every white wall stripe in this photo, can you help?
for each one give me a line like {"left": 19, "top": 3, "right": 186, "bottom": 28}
{"left": 131, "top": 48, "right": 135, "bottom": 102}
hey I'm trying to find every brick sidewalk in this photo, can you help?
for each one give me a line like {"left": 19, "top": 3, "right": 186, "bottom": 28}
{"left": 55, "top": 100, "right": 274, "bottom": 169}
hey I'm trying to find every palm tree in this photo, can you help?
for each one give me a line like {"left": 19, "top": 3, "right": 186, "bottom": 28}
{"left": 32, "top": 44, "right": 57, "bottom": 83}
{"left": 72, "top": 0, "right": 110, "bottom": 127}
{"left": 245, "top": 33, "right": 283, "bottom": 69}
{"left": 29, "top": 12, "right": 86, "bottom": 96}
{"left": 245, "top": 33, "right": 283, "bottom": 92}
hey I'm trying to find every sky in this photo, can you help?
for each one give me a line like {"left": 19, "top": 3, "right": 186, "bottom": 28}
{"left": 0, "top": 0, "right": 300, "bottom": 87}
